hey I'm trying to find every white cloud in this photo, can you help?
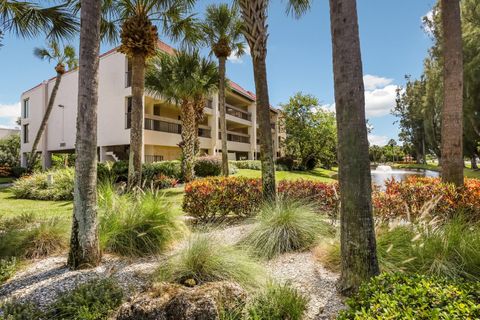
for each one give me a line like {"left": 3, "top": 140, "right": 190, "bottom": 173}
{"left": 228, "top": 46, "right": 250, "bottom": 64}
{"left": 364, "top": 84, "right": 398, "bottom": 117}
{"left": 368, "top": 134, "right": 389, "bottom": 146}
{"left": 0, "top": 102, "right": 21, "bottom": 129}
{"left": 363, "top": 74, "right": 393, "bottom": 91}
{"left": 422, "top": 10, "right": 434, "bottom": 36}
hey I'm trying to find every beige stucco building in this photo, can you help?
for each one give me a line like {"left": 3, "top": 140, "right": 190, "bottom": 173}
{"left": 20, "top": 41, "right": 283, "bottom": 169}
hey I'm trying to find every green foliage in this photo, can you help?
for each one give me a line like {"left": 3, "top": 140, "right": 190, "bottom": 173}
{"left": 98, "top": 184, "right": 185, "bottom": 257}
{"left": 47, "top": 278, "right": 124, "bottom": 320}
{"left": 246, "top": 282, "right": 308, "bottom": 320}
{"left": 0, "top": 300, "right": 42, "bottom": 320}
{"left": 0, "top": 134, "right": 20, "bottom": 168}
{"left": 195, "top": 156, "right": 222, "bottom": 177}
{"left": 241, "top": 199, "right": 333, "bottom": 259}
{"left": 158, "top": 234, "right": 264, "bottom": 288}
{"left": 369, "top": 141, "right": 405, "bottom": 163}
{"left": 142, "top": 160, "right": 182, "bottom": 183}
{"left": 280, "top": 92, "right": 337, "bottom": 170}
{"left": 338, "top": 273, "right": 480, "bottom": 319}
{"left": 11, "top": 167, "right": 74, "bottom": 200}
{"left": 231, "top": 160, "right": 262, "bottom": 170}
{"left": 183, "top": 177, "right": 263, "bottom": 222}
{"left": 0, "top": 257, "right": 17, "bottom": 284}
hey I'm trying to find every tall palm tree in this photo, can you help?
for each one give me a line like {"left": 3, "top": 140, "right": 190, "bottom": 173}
{"left": 201, "top": 3, "right": 245, "bottom": 176}
{"left": 27, "top": 41, "right": 78, "bottom": 171}
{"left": 68, "top": 0, "right": 102, "bottom": 269}
{"left": 440, "top": 0, "right": 464, "bottom": 187}
{"left": 100, "top": 0, "right": 198, "bottom": 188}
{"left": 329, "top": 0, "right": 379, "bottom": 294}
{"left": 0, "top": 1, "right": 77, "bottom": 46}
{"left": 237, "top": 0, "right": 309, "bottom": 200}
{"left": 145, "top": 50, "right": 219, "bottom": 182}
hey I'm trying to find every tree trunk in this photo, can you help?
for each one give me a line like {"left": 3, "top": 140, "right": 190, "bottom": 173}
{"left": 329, "top": 0, "right": 379, "bottom": 295}
{"left": 181, "top": 101, "right": 196, "bottom": 182}
{"left": 218, "top": 56, "right": 229, "bottom": 176}
{"left": 440, "top": 0, "right": 464, "bottom": 187}
{"left": 27, "top": 73, "right": 62, "bottom": 170}
{"left": 68, "top": 0, "right": 101, "bottom": 269}
{"left": 238, "top": 0, "right": 276, "bottom": 201}
{"left": 128, "top": 53, "right": 146, "bottom": 188}
{"left": 471, "top": 154, "right": 478, "bottom": 170}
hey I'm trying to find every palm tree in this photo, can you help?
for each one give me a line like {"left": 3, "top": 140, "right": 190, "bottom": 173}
{"left": 0, "top": 1, "right": 77, "bottom": 46}
{"left": 99, "top": 0, "right": 199, "bottom": 188}
{"left": 68, "top": 0, "right": 102, "bottom": 270}
{"left": 237, "top": 0, "right": 309, "bottom": 200}
{"left": 27, "top": 41, "right": 78, "bottom": 171}
{"left": 440, "top": 0, "right": 464, "bottom": 187}
{"left": 145, "top": 50, "right": 219, "bottom": 182}
{"left": 201, "top": 3, "right": 245, "bottom": 176}
{"left": 329, "top": 0, "right": 379, "bottom": 294}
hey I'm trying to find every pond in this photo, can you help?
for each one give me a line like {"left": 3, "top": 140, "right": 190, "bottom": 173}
{"left": 371, "top": 165, "right": 440, "bottom": 190}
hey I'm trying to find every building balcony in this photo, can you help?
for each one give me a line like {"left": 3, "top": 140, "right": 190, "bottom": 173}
{"left": 226, "top": 103, "right": 251, "bottom": 121}
{"left": 219, "top": 131, "right": 250, "bottom": 144}
{"left": 144, "top": 117, "right": 211, "bottom": 138}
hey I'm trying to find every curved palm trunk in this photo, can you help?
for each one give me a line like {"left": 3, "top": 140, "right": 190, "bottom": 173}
{"left": 68, "top": 0, "right": 101, "bottom": 269}
{"left": 239, "top": 0, "right": 276, "bottom": 201}
{"left": 329, "top": 0, "right": 379, "bottom": 295}
{"left": 181, "top": 101, "right": 196, "bottom": 182}
{"left": 441, "top": 0, "right": 464, "bottom": 187}
{"left": 128, "top": 53, "right": 146, "bottom": 188}
{"left": 27, "top": 72, "right": 62, "bottom": 170}
{"left": 218, "top": 56, "right": 229, "bottom": 176}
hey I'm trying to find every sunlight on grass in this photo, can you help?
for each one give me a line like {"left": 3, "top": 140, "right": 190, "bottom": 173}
{"left": 234, "top": 168, "right": 337, "bottom": 182}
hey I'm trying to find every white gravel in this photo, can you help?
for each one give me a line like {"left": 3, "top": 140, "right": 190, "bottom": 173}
{"left": 0, "top": 222, "right": 344, "bottom": 319}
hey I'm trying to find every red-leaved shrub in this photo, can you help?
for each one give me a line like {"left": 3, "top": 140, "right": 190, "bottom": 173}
{"left": 278, "top": 180, "right": 339, "bottom": 214}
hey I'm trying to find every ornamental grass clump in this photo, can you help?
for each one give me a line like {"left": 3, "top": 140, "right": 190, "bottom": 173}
{"left": 99, "top": 183, "right": 185, "bottom": 257}
{"left": 241, "top": 199, "right": 334, "bottom": 259}
{"left": 11, "top": 167, "right": 74, "bottom": 200}
{"left": 157, "top": 233, "right": 265, "bottom": 288}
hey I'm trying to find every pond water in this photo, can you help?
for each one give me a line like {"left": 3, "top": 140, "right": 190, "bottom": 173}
{"left": 371, "top": 165, "right": 440, "bottom": 190}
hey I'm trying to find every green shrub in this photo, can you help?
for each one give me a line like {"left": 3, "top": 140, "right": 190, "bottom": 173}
{"left": 152, "top": 174, "right": 178, "bottom": 189}
{"left": 241, "top": 199, "right": 332, "bottom": 259}
{"left": 183, "top": 177, "right": 263, "bottom": 222}
{"left": 275, "top": 156, "right": 296, "bottom": 171}
{"left": 10, "top": 168, "right": 74, "bottom": 200}
{"left": 99, "top": 184, "right": 185, "bottom": 257}
{"left": 338, "top": 273, "right": 480, "bottom": 319}
{"left": 47, "top": 278, "right": 124, "bottom": 320}
{"left": 11, "top": 166, "right": 27, "bottom": 178}
{"left": 0, "top": 257, "right": 17, "bottom": 284}
{"left": 158, "top": 234, "right": 264, "bottom": 288}
{"left": 231, "top": 160, "right": 262, "bottom": 170}
{"left": 0, "top": 218, "right": 68, "bottom": 259}
{"left": 0, "top": 300, "right": 43, "bottom": 320}
{"left": 195, "top": 156, "right": 222, "bottom": 177}
{"left": 0, "top": 213, "right": 35, "bottom": 232}
{"left": 246, "top": 282, "right": 308, "bottom": 320}
{"left": 142, "top": 160, "right": 182, "bottom": 182}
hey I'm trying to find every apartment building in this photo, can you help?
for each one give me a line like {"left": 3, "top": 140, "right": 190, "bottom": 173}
{"left": 20, "top": 41, "right": 283, "bottom": 169}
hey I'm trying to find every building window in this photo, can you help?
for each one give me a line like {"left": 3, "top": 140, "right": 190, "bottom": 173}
{"left": 23, "top": 124, "right": 29, "bottom": 143}
{"left": 125, "top": 58, "right": 132, "bottom": 88}
{"left": 125, "top": 97, "right": 132, "bottom": 129}
{"left": 153, "top": 104, "right": 161, "bottom": 116}
{"left": 23, "top": 99, "right": 29, "bottom": 118}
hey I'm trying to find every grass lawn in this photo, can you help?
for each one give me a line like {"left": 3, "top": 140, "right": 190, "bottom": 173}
{"left": 234, "top": 168, "right": 337, "bottom": 182}
{"left": 0, "top": 177, "right": 14, "bottom": 184}
{"left": 393, "top": 163, "right": 480, "bottom": 179}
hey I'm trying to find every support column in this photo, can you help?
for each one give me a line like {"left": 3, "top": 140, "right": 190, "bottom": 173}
{"left": 21, "top": 153, "right": 27, "bottom": 168}
{"left": 210, "top": 95, "right": 219, "bottom": 156}
{"left": 42, "top": 151, "right": 52, "bottom": 170}
{"left": 249, "top": 102, "right": 257, "bottom": 161}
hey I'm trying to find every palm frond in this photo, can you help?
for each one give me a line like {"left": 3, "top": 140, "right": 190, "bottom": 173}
{"left": 285, "top": 0, "right": 312, "bottom": 19}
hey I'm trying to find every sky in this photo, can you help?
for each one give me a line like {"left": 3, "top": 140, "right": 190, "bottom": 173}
{"left": 0, "top": 0, "right": 435, "bottom": 146}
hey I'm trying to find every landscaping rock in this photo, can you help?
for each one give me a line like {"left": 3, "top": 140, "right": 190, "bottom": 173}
{"left": 116, "top": 281, "right": 247, "bottom": 320}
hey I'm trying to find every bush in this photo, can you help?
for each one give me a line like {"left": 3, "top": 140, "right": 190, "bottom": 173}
{"left": 0, "top": 300, "right": 43, "bottom": 320}
{"left": 0, "top": 218, "right": 68, "bottom": 259}
{"left": 338, "top": 273, "right": 480, "bottom": 319}
{"left": 0, "top": 165, "right": 11, "bottom": 177}
{"left": 99, "top": 184, "right": 185, "bottom": 257}
{"left": 275, "top": 156, "right": 296, "bottom": 171}
{"left": 241, "top": 199, "right": 333, "bottom": 259}
{"left": 195, "top": 156, "right": 222, "bottom": 177}
{"left": 246, "top": 282, "right": 308, "bottom": 320}
{"left": 0, "top": 257, "right": 17, "bottom": 284}
{"left": 158, "top": 234, "right": 264, "bottom": 288}
{"left": 11, "top": 166, "right": 27, "bottom": 178}
{"left": 10, "top": 167, "right": 74, "bottom": 200}
{"left": 152, "top": 174, "right": 178, "bottom": 189}
{"left": 231, "top": 160, "right": 262, "bottom": 170}
{"left": 47, "top": 278, "right": 124, "bottom": 320}
{"left": 142, "top": 160, "right": 182, "bottom": 183}
{"left": 183, "top": 177, "right": 263, "bottom": 222}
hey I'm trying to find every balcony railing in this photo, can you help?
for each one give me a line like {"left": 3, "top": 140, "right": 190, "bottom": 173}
{"left": 145, "top": 155, "right": 164, "bottom": 163}
{"left": 144, "top": 117, "right": 211, "bottom": 138}
{"left": 226, "top": 103, "right": 251, "bottom": 121}
{"left": 219, "top": 132, "right": 250, "bottom": 144}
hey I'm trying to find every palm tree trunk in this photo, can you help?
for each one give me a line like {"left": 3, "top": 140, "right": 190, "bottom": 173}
{"left": 329, "top": 0, "right": 379, "bottom": 295}
{"left": 128, "top": 53, "right": 145, "bottom": 188}
{"left": 181, "top": 101, "right": 196, "bottom": 182}
{"left": 27, "top": 73, "right": 62, "bottom": 170}
{"left": 471, "top": 154, "right": 478, "bottom": 170}
{"left": 68, "top": 0, "right": 101, "bottom": 269}
{"left": 218, "top": 56, "right": 229, "bottom": 176}
{"left": 440, "top": 0, "right": 464, "bottom": 187}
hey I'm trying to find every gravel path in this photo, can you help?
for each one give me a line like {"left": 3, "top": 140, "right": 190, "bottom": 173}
{"left": 0, "top": 222, "right": 344, "bottom": 318}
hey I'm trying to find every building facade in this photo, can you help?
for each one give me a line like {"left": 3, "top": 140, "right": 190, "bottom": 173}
{"left": 20, "top": 41, "right": 283, "bottom": 169}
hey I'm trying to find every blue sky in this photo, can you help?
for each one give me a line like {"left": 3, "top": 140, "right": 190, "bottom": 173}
{"left": 0, "top": 0, "right": 434, "bottom": 146}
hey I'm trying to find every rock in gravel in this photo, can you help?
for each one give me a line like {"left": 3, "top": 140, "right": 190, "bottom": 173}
{"left": 116, "top": 281, "right": 247, "bottom": 320}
